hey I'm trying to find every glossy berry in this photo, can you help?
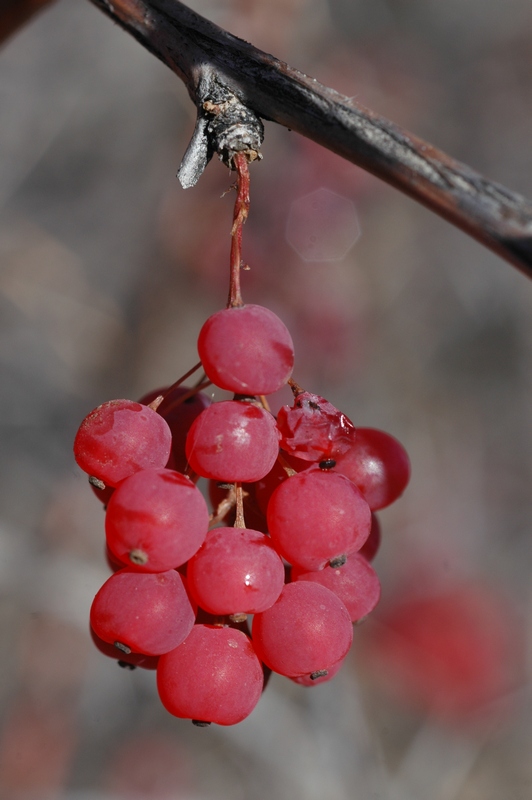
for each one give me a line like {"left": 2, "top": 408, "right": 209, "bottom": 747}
{"left": 252, "top": 582, "right": 353, "bottom": 678}
{"left": 334, "top": 427, "right": 410, "bottom": 510}
{"left": 267, "top": 468, "right": 371, "bottom": 570}
{"left": 105, "top": 468, "right": 209, "bottom": 571}
{"left": 198, "top": 304, "right": 294, "bottom": 395}
{"left": 90, "top": 569, "right": 195, "bottom": 656}
{"left": 74, "top": 399, "right": 172, "bottom": 487}
{"left": 277, "top": 391, "right": 355, "bottom": 461}
{"left": 157, "top": 625, "right": 264, "bottom": 725}
{"left": 186, "top": 400, "right": 280, "bottom": 482}
{"left": 187, "top": 527, "right": 285, "bottom": 615}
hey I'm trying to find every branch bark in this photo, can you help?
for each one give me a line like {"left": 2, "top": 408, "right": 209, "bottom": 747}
{"left": 88, "top": 0, "right": 532, "bottom": 278}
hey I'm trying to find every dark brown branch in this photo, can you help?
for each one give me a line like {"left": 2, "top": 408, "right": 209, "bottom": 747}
{"left": 0, "top": 0, "right": 56, "bottom": 45}
{"left": 88, "top": 0, "right": 532, "bottom": 278}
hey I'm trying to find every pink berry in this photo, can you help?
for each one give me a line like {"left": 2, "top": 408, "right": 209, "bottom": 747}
{"left": 74, "top": 399, "right": 172, "bottom": 487}
{"left": 359, "top": 583, "right": 524, "bottom": 723}
{"left": 198, "top": 304, "right": 294, "bottom": 395}
{"left": 252, "top": 582, "right": 353, "bottom": 678}
{"left": 157, "top": 625, "right": 264, "bottom": 725}
{"left": 267, "top": 467, "right": 371, "bottom": 570}
{"left": 185, "top": 400, "right": 280, "bottom": 482}
{"left": 187, "top": 527, "right": 285, "bottom": 615}
{"left": 105, "top": 468, "right": 209, "bottom": 572}
{"left": 90, "top": 569, "right": 195, "bottom": 656}
{"left": 277, "top": 391, "right": 356, "bottom": 461}
{"left": 334, "top": 428, "right": 410, "bottom": 510}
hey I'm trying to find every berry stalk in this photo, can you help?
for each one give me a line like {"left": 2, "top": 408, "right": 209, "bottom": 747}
{"left": 227, "top": 152, "right": 250, "bottom": 309}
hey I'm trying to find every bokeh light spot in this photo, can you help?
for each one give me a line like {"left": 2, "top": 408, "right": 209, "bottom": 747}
{"left": 286, "top": 188, "right": 360, "bottom": 262}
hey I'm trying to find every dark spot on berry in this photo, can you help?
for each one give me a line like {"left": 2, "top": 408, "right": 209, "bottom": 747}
{"left": 329, "top": 554, "right": 347, "bottom": 568}
{"left": 310, "top": 669, "right": 328, "bottom": 680}
{"left": 89, "top": 475, "right": 106, "bottom": 491}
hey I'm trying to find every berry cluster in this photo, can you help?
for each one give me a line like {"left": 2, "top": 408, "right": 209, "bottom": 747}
{"left": 74, "top": 155, "right": 410, "bottom": 727}
{"left": 75, "top": 315, "right": 409, "bottom": 725}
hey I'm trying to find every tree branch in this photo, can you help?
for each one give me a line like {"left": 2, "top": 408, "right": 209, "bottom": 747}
{"left": 0, "top": 0, "right": 56, "bottom": 46}
{"left": 88, "top": 0, "right": 532, "bottom": 278}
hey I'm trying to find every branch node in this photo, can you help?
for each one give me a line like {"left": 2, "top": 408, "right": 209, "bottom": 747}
{"left": 178, "top": 76, "right": 263, "bottom": 188}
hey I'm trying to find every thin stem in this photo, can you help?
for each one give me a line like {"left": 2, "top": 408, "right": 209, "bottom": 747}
{"left": 147, "top": 394, "right": 165, "bottom": 412}
{"left": 288, "top": 378, "right": 305, "bottom": 397}
{"left": 149, "top": 362, "right": 208, "bottom": 417}
{"left": 209, "top": 485, "right": 237, "bottom": 528}
{"left": 193, "top": 371, "right": 208, "bottom": 388}
{"left": 167, "top": 379, "right": 212, "bottom": 408}
{"left": 234, "top": 483, "right": 246, "bottom": 528}
{"left": 184, "top": 465, "right": 199, "bottom": 482}
{"left": 161, "top": 361, "right": 203, "bottom": 399}
{"left": 227, "top": 153, "right": 250, "bottom": 308}
{"left": 259, "top": 395, "right": 271, "bottom": 413}
{"left": 277, "top": 453, "right": 297, "bottom": 478}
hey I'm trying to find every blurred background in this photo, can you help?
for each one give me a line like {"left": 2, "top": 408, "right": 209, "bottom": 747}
{"left": 0, "top": 0, "right": 531, "bottom": 798}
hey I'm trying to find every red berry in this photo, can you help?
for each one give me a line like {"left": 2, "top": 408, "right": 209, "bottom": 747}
{"left": 187, "top": 527, "right": 285, "bottom": 615}
{"left": 157, "top": 625, "right": 264, "bottom": 725}
{"left": 267, "top": 468, "right": 371, "bottom": 570}
{"left": 105, "top": 468, "right": 209, "bottom": 572}
{"left": 74, "top": 399, "right": 172, "bottom": 487}
{"left": 334, "top": 427, "right": 410, "bottom": 510}
{"left": 252, "top": 582, "right": 353, "bottom": 678}
{"left": 186, "top": 400, "right": 280, "bottom": 482}
{"left": 198, "top": 304, "right": 294, "bottom": 395}
{"left": 277, "top": 391, "right": 356, "bottom": 461}
{"left": 90, "top": 569, "right": 195, "bottom": 656}
{"left": 359, "top": 583, "right": 524, "bottom": 724}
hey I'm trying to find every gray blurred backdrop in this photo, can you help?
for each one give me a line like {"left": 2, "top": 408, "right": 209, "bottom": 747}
{"left": 0, "top": 1, "right": 531, "bottom": 798}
